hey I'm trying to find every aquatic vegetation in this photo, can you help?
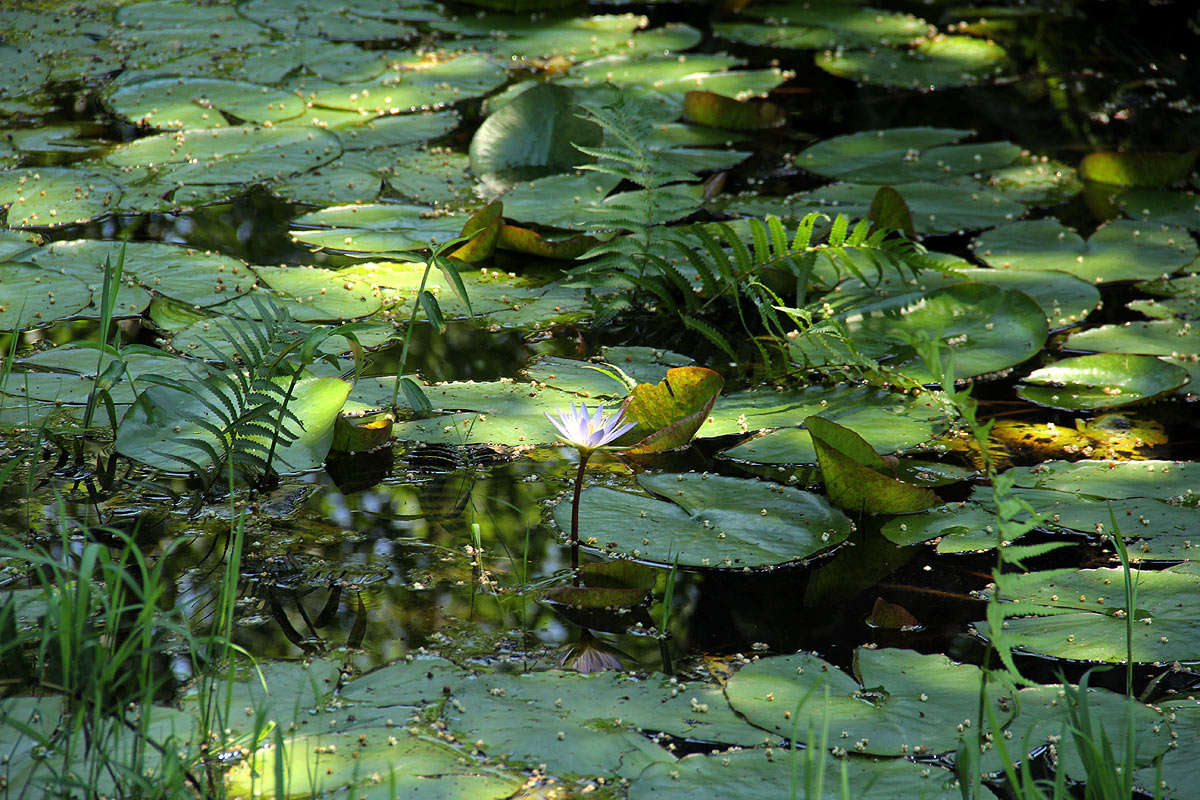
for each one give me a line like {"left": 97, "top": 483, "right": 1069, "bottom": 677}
{"left": 2, "top": 0, "right": 1200, "bottom": 798}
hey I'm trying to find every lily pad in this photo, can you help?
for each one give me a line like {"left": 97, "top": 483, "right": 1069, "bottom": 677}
{"left": 431, "top": 13, "right": 669, "bottom": 62}
{"left": 0, "top": 263, "right": 93, "bottom": 330}
{"left": 104, "top": 125, "right": 343, "bottom": 187}
{"left": 807, "top": 415, "right": 939, "bottom": 514}
{"left": 729, "top": 2, "right": 932, "bottom": 47}
{"left": 555, "top": 472, "right": 852, "bottom": 569}
{"left": 6, "top": 345, "right": 198, "bottom": 405}
{"left": 107, "top": 77, "right": 305, "bottom": 129}
{"left": 227, "top": 730, "right": 521, "bottom": 800}
{"left": 630, "top": 749, "right": 960, "bottom": 800}
{"left": 973, "top": 562, "right": 1200, "bottom": 663}
{"left": 798, "top": 128, "right": 1021, "bottom": 184}
{"left": 712, "top": 385, "right": 946, "bottom": 465}
{"left": 28, "top": 239, "right": 256, "bottom": 310}
{"left": 1004, "top": 459, "right": 1200, "bottom": 502}
{"left": 289, "top": 203, "right": 466, "bottom": 255}
{"left": 985, "top": 684, "right": 1170, "bottom": 780}
{"left": 725, "top": 647, "right": 1013, "bottom": 756}
{"left": 1017, "top": 354, "right": 1189, "bottom": 411}
{"left": 774, "top": 179, "right": 1027, "bottom": 235}
{"left": 469, "top": 83, "right": 602, "bottom": 178}
{"left": 1135, "top": 699, "right": 1200, "bottom": 799}
{"left": 841, "top": 283, "right": 1049, "bottom": 382}
{"left": 116, "top": 375, "right": 351, "bottom": 474}
{"left": 973, "top": 218, "right": 1199, "bottom": 284}
{"left": 817, "top": 35, "right": 1010, "bottom": 90}
{"left": 491, "top": 171, "right": 622, "bottom": 230}
{"left": 0, "top": 167, "right": 122, "bottom": 228}
{"left": 248, "top": 265, "right": 384, "bottom": 321}
{"left": 340, "top": 656, "right": 774, "bottom": 779}
{"left": 1064, "top": 320, "right": 1200, "bottom": 359}
{"left": 289, "top": 54, "right": 508, "bottom": 115}
{"left": 1117, "top": 188, "right": 1200, "bottom": 230}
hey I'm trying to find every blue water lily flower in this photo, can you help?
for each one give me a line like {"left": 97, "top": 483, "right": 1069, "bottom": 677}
{"left": 545, "top": 402, "right": 637, "bottom": 455}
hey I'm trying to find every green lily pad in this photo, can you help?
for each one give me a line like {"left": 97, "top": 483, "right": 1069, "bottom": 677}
{"left": 1135, "top": 699, "right": 1200, "bottom": 799}
{"left": 1065, "top": 320, "right": 1200, "bottom": 358}
{"left": 350, "top": 376, "right": 603, "bottom": 444}
{"left": 883, "top": 479, "right": 1200, "bottom": 556}
{"left": 774, "top": 179, "right": 1027, "bottom": 234}
{"left": 496, "top": 172, "right": 623, "bottom": 229}
{"left": 28, "top": 239, "right": 255, "bottom": 310}
{"left": 250, "top": 265, "right": 383, "bottom": 321}
{"left": 798, "top": 128, "right": 1021, "bottom": 184}
{"left": 227, "top": 730, "right": 520, "bottom": 800}
{"left": 973, "top": 219, "right": 1199, "bottom": 284}
{"left": 290, "top": 203, "right": 466, "bottom": 254}
{"left": 731, "top": 2, "right": 932, "bottom": 47}
{"left": 272, "top": 165, "right": 384, "bottom": 205}
{"left": 712, "top": 385, "right": 946, "bottom": 465}
{"left": 116, "top": 375, "right": 351, "bottom": 474}
{"left": 432, "top": 13, "right": 654, "bottom": 61}
{"left": 837, "top": 259, "right": 1100, "bottom": 328}
{"left": 561, "top": 54, "right": 790, "bottom": 106}
{"left": 0, "top": 263, "right": 93, "bottom": 330}
{"left": 289, "top": 54, "right": 508, "bottom": 115}
{"left": 340, "top": 656, "right": 774, "bottom": 779}
{"left": 238, "top": 0, "right": 418, "bottom": 41}
{"left": 0, "top": 230, "right": 40, "bottom": 260}
{"left": 985, "top": 684, "right": 1170, "bottom": 780}
{"left": 807, "top": 415, "right": 939, "bottom": 514}
{"left": 330, "top": 111, "right": 461, "bottom": 150}
{"left": 525, "top": 350, "right": 689, "bottom": 398}
{"left": 0, "top": 167, "right": 122, "bottom": 228}
{"left": 3, "top": 123, "right": 107, "bottom": 155}
{"left": 842, "top": 283, "right": 1049, "bottom": 382}
{"left": 1018, "top": 354, "right": 1189, "bottom": 411}
{"left": 6, "top": 345, "right": 198, "bottom": 405}
{"left": 1117, "top": 188, "right": 1200, "bottom": 230}
{"left": 470, "top": 84, "right": 602, "bottom": 179}
{"left": 973, "top": 562, "right": 1200, "bottom": 663}
{"left": 986, "top": 154, "right": 1083, "bottom": 204}
{"left": 1005, "top": 459, "right": 1200, "bottom": 501}
{"left": 630, "top": 749, "right": 960, "bottom": 800}
{"left": 555, "top": 472, "right": 852, "bottom": 569}
{"left": 725, "top": 647, "right": 1013, "bottom": 756}
{"left": 817, "top": 35, "right": 1010, "bottom": 90}
{"left": 104, "top": 125, "right": 343, "bottom": 186}
{"left": 880, "top": 502, "right": 1002, "bottom": 551}
{"left": 107, "top": 77, "right": 305, "bottom": 129}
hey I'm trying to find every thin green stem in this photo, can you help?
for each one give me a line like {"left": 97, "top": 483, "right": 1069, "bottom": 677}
{"left": 390, "top": 259, "right": 435, "bottom": 412}
{"left": 570, "top": 451, "right": 591, "bottom": 586}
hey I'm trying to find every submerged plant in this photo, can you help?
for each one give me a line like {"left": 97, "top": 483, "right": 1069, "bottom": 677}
{"left": 546, "top": 401, "right": 636, "bottom": 583}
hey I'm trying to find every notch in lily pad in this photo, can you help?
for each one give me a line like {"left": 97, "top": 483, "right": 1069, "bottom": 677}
{"left": 806, "top": 415, "right": 939, "bottom": 514}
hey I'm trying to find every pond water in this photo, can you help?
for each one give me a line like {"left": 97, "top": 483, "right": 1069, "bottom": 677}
{"left": 3, "top": 1, "right": 1200, "bottom": 798}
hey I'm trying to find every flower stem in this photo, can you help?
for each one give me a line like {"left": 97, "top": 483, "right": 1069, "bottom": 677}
{"left": 570, "top": 451, "right": 591, "bottom": 587}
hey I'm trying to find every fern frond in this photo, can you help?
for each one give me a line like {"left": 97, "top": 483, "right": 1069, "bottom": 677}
{"left": 681, "top": 316, "right": 737, "bottom": 361}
